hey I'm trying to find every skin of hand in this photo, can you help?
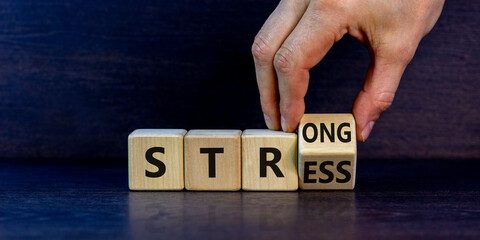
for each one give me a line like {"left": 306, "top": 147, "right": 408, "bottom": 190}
{"left": 252, "top": 0, "right": 445, "bottom": 141}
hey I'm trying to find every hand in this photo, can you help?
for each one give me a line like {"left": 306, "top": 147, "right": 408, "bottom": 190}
{"left": 252, "top": 0, "right": 444, "bottom": 141}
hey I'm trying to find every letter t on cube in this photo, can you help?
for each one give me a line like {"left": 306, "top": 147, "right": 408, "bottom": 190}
{"left": 184, "top": 130, "right": 242, "bottom": 191}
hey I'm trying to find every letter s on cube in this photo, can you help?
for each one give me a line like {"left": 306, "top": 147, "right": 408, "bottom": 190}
{"left": 128, "top": 129, "right": 186, "bottom": 190}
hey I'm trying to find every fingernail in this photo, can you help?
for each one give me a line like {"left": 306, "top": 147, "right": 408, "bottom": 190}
{"left": 361, "top": 121, "right": 375, "bottom": 142}
{"left": 264, "top": 114, "right": 273, "bottom": 130}
{"left": 281, "top": 116, "right": 287, "bottom": 132}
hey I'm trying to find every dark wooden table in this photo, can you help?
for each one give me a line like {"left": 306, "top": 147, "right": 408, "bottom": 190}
{"left": 1, "top": 159, "right": 479, "bottom": 239}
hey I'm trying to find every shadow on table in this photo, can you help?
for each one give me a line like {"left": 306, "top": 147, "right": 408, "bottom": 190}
{"left": 128, "top": 191, "right": 356, "bottom": 239}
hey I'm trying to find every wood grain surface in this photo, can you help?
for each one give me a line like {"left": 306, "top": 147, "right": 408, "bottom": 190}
{"left": 128, "top": 129, "right": 186, "bottom": 190}
{"left": 0, "top": 0, "right": 478, "bottom": 161}
{"left": 184, "top": 130, "right": 242, "bottom": 191}
{"left": 242, "top": 129, "right": 298, "bottom": 191}
{"left": 1, "top": 158, "right": 480, "bottom": 239}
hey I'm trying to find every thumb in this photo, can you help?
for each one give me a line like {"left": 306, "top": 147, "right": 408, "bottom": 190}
{"left": 352, "top": 53, "right": 411, "bottom": 142}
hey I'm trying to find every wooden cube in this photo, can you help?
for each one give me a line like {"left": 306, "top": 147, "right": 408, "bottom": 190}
{"left": 242, "top": 130, "right": 298, "bottom": 191}
{"left": 298, "top": 114, "right": 357, "bottom": 190}
{"left": 184, "top": 130, "right": 242, "bottom": 191}
{"left": 128, "top": 129, "right": 186, "bottom": 190}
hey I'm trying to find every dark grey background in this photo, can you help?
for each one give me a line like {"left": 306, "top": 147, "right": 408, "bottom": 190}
{"left": 0, "top": 0, "right": 478, "bottom": 162}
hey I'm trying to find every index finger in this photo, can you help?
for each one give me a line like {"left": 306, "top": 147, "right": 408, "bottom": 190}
{"left": 274, "top": 5, "right": 344, "bottom": 132}
{"left": 252, "top": 0, "right": 308, "bottom": 130}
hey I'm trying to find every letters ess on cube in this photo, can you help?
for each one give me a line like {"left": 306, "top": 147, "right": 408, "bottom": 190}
{"left": 128, "top": 129, "right": 187, "bottom": 190}
{"left": 298, "top": 114, "right": 357, "bottom": 190}
{"left": 242, "top": 129, "right": 298, "bottom": 191}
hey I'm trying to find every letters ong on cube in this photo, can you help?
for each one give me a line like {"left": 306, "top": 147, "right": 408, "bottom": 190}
{"left": 128, "top": 114, "right": 356, "bottom": 191}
